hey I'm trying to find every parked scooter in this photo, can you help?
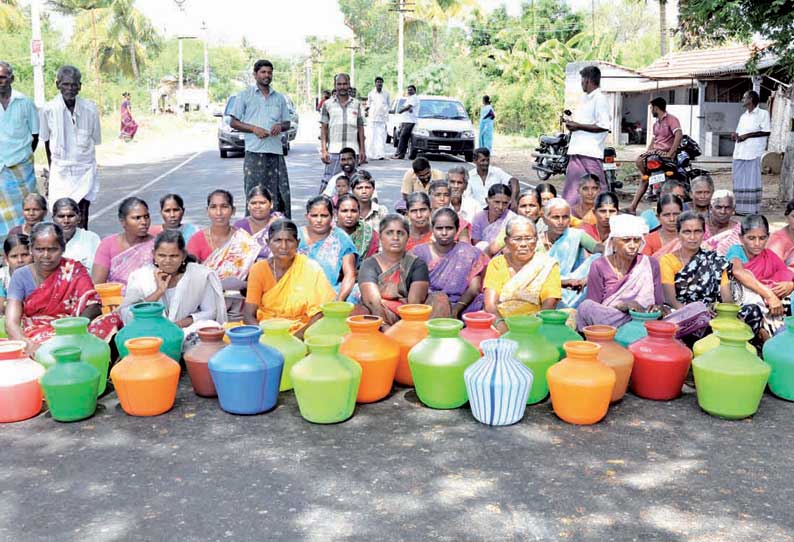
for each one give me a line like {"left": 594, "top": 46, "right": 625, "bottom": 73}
{"left": 642, "top": 135, "right": 708, "bottom": 197}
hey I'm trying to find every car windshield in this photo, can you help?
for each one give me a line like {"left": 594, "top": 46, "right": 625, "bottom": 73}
{"left": 418, "top": 100, "right": 468, "bottom": 120}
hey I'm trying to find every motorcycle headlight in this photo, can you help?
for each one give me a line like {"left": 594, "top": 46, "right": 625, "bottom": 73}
{"left": 413, "top": 128, "right": 430, "bottom": 137}
{"left": 461, "top": 130, "right": 475, "bottom": 139}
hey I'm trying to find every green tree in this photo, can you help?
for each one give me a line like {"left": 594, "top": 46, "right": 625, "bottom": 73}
{"left": 0, "top": 0, "right": 24, "bottom": 31}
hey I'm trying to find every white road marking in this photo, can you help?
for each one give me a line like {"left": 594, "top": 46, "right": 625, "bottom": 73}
{"left": 91, "top": 151, "right": 204, "bottom": 220}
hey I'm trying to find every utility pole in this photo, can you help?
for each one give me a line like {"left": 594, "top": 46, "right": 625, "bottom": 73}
{"left": 30, "top": 0, "right": 45, "bottom": 107}
{"left": 390, "top": 1, "right": 414, "bottom": 96}
{"left": 202, "top": 21, "right": 209, "bottom": 109}
{"left": 346, "top": 36, "right": 358, "bottom": 88}
{"left": 178, "top": 38, "right": 184, "bottom": 112}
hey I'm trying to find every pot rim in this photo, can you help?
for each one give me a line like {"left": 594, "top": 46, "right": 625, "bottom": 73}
{"left": 346, "top": 315, "right": 383, "bottom": 329}
{"left": 583, "top": 325, "right": 618, "bottom": 340}
{"left": 462, "top": 311, "right": 496, "bottom": 326}
{"left": 396, "top": 304, "right": 432, "bottom": 319}
{"left": 0, "top": 340, "right": 27, "bottom": 359}
{"left": 124, "top": 336, "right": 164, "bottom": 353}
{"left": 320, "top": 301, "right": 355, "bottom": 315}
{"left": 562, "top": 340, "right": 601, "bottom": 358}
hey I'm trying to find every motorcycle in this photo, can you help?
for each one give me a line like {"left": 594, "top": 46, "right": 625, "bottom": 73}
{"left": 532, "top": 110, "right": 622, "bottom": 192}
{"left": 643, "top": 135, "right": 708, "bottom": 197}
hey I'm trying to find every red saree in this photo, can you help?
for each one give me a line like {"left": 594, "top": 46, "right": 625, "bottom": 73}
{"left": 23, "top": 258, "right": 122, "bottom": 344}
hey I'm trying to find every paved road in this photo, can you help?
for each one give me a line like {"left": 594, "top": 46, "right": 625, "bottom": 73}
{"left": 3, "top": 141, "right": 794, "bottom": 541}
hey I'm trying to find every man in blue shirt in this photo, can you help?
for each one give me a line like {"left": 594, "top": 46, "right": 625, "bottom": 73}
{"left": 230, "top": 60, "right": 292, "bottom": 217}
{"left": 0, "top": 61, "right": 39, "bottom": 237}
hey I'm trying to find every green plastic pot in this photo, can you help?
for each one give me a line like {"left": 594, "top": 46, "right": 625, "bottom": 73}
{"left": 303, "top": 301, "right": 354, "bottom": 343}
{"left": 502, "top": 315, "right": 560, "bottom": 403}
{"left": 615, "top": 310, "right": 661, "bottom": 348}
{"left": 260, "top": 318, "right": 307, "bottom": 391}
{"left": 538, "top": 310, "right": 581, "bottom": 358}
{"left": 40, "top": 346, "right": 100, "bottom": 422}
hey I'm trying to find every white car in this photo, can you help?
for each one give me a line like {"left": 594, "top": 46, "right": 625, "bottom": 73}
{"left": 387, "top": 95, "right": 476, "bottom": 161}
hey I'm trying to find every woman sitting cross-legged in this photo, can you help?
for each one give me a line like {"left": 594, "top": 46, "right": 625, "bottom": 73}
{"left": 659, "top": 211, "right": 781, "bottom": 341}
{"left": 726, "top": 214, "right": 794, "bottom": 341}
{"left": 52, "top": 197, "right": 101, "bottom": 271}
{"left": 243, "top": 219, "right": 335, "bottom": 338}
{"left": 92, "top": 197, "right": 155, "bottom": 289}
{"left": 149, "top": 193, "right": 199, "bottom": 243}
{"left": 5, "top": 223, "right": 122, "bottom": 354}
{"left": 642, "top": 194, "right": 683, "bottom": 259}
{"left": 486, "top": 187, "right": 546, "bottom": 257}
{"left": 121, "top": 230, "right": 227, "bottom": 342}
{"left": 576, "top": 214, "right": 666, "bottom": 331}
{"left": 412, "top": 208, "right": 490, "bottom": 318}
{"left": 336, "top": 194, "right": 379, "bottom": 264}
{"left": 428, "top": 179, "right": 471, "bottom": 244}
{"left": 484, "top": 216, "right": 561, "bottom": 334}
{"left": 540, "top": 197, "right": 603, "bottom": 308}
{"left": 405, "top": 192, "right": 434, "bottom": 251}
{"left": 579, "top": 191, "right": 618, "bottom": 243}
{"left": 0, "top": 233, "right": 33, "bottom": 315}
{"left": 471, "top": 183, "right": 516, "bottom": 252}
{"left": 233, "top": 186, "right": 284, "bottom": 261}
{"left": 357, "top": 214, "right": 434, "bottom": 328}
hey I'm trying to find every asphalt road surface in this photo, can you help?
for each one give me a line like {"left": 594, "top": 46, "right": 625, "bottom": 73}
{"left": 3, "top": 142, "right": 794, "bottom": 541}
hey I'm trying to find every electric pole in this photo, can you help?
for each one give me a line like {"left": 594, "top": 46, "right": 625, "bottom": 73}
{"left": 30, "top": 0, "right": 45, "bottom": 107}
{"left": 346, "top": 36, "right": 359, "bottom": 88}
{"left": 390, "top": 1, "right": 414, "bottom": 96}
{"left": 202, "top": 21, "right": 209, "bottom": 109}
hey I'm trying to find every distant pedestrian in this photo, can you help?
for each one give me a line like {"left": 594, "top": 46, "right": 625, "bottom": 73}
{"left": 393, "top": 85, "right": 419, "bottom": 160}
{"left": 561, "top": 65, "right": 610, "bottom": 206}
{"left": 229, "top": 59, "right": 293, "bottom": 218}
{"left": 366, "top": 76, "right": 391, "bottom": 160}
{"left": 0, "top": 61, "right": 39, "bottom": 237}
{"left": 732, "top": 90, "right": 770, "bottom": 215}
{"left": 119, "top": 92, "right": 138, "bottom": 141}
{"left": 40, "top": 65, "right": 101, "bottom": 230}
{"left": 478, "top": 95, "right": 494, "bottom": 151}
{"left": 320, "top": 73, "right": 366, "bottom": 193}
{"left": 317, "top": 89, "right": 331, "bottom": 112}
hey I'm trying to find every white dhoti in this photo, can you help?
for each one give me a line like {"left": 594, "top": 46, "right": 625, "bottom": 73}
{"left": 367, "top": 121, "right": 388, "bottom": 159}
{"left": 48, "top": 160, "right": 99, "bottom": 204}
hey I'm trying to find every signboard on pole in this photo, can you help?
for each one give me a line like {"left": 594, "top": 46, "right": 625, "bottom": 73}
{"left": 30, "top": 39, "right": 44, "bottom": 67}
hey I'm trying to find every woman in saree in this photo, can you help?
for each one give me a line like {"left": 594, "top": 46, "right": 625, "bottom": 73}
{"left": 571, "top": 174, "right": 599, "bottom": 225}
{"left": 92, "top": 197, "right": 154, "bottom": 288}
{"left": 8, "top": 193, "right": 47, "bottom": 236}
{"left": 471, "top": 183, "right": 516, "bottom": 252}
{"left": 428, "top": 179, "right": 471, "bottom": 243}
{"left": 642, "top": 194, "right": 683, "bottom": 259}
{"left": 576, "top": 214, "right": 666, "bottom": 331}
{"left": 703, "top": 190, "right": 741, "bottom": 256}
{"left": 119, "top": 92, "right": 138, "bottom": 141}
{"left": 413, "top": 208, "right": 490, "bottom": 318}
{"left": 580, "top": 191, "right": 617, "bottom": 243}
{"left": 726, "top": 214, "right": 794, "bottom": 341}
{"left": 298, "top": 195, "right": 357, "bottom": 301}
{"left": 51, "top": 198, "right": 100, "bottom": 272}
{"left": 486, "top": 188, "right": 546, "bottom": 256}
{"left": 5, "top": 223, "right": 122, "bottom": 353}
{"left": 405, "top": 192, "right": 434, "bottom": 251}
{"left": 541, "top": 197, "right": 603, "bottom": 308}
{"left": 0, "top": 233, "right": 32, "bottom": 315}
{"left": 659, "top": 211, "right": 780, "bottom": 341}
{"left": 243, "top": 220, "right": 335, "bottom": 338}
{"left": 357, "top": 214, "right": 433, "bottom": 329}
{"left": 150, "top": 193, "right": 199, "bottom": 244}
{"left": 478, "top": 95, "right": 494, "bottom": 151}
{"left": 768, "top": 199, "right": 794, "bottom": 273}
{"left": 336, "top": 194, "right": 379, "bottom": 264}
{"left": 484, "top": 216, "right": 561, "bottom": 334}
{"left": 691, "top": 174, "right": 715, "bottom": 216}
{"left": 121, "top": 230, "right": 226, "bottom": 344}
{"left": 233, "top": 186, "right": 284, "bottom": 261}
{"left": 536, "top": 182, "right": 583, "bottom": 228}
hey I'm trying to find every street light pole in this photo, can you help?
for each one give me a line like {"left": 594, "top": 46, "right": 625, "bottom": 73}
{"left": 390, "top": 1, "right": 414, "bottom": 97}
{"left": 202, "top": 21, "right": 209, "bottom": 109}
{"left": 30, "top": 0, "right": 45, "bottom": 107}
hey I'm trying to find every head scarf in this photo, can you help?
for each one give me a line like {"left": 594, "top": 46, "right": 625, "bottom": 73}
{"left": 605, "top": 214, "right": 649, "bottom": 256}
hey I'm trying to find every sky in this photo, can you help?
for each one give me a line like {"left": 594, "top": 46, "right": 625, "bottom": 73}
{"left": 36, "top": 0, "right": 528, "bottom": 57}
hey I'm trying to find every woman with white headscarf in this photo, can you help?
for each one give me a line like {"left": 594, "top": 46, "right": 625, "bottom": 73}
{"left": 576, "top": 214, "right": 666, "bottom": 330}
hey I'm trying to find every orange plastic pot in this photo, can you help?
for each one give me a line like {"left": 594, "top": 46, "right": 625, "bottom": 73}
{"left": 460, "top": 311, "right": 500, "bottom": 353}
{"left": 547, "top": 341, "right": 615, "bottom": 425}
{"left": 94, "top": 282, "right": 123, "bottom": 314}
{"left": 583, "top": 325, "right": 634, "bottom": 402}
{"left": 110, "top": 337, "right": 181, "bottom": 416}
{"left": 384, "top": 304, "right": 431, "bottom": 386}
{"left": 340, "top": 315, "right": 400, "bottom": 403}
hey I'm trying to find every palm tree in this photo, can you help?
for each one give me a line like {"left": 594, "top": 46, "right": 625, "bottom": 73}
{"left": 630, "top": 0, "right": 669, "bottom": 56}
{"left": 0, "top": 0, "right": 24, "bottom": 31}
{"left": 410, "top": 0, "right": 476, "bottom": 63}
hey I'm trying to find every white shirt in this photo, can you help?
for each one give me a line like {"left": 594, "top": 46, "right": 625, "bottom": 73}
{"left": 567, "top": 88, "right": 611, "bottom": 159}
{"left": 463, "top": 166, "right": 513, "bottom": 207}
{"left": 367, "top": 89, "right": 391, "bottom": 123}
{"left": 733, "top": 106, "right": 770, "bottom": 161}
{"left": 400, "top": 95, "right": 419, "bottom": 124}
{"left": 39, "top": 95, "right": 101, "bottom": 164}
{"left": 457, "top": 195, "right": 482, "bottom": 223}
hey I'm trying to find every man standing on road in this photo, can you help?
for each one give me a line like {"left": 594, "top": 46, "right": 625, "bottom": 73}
{"left": 0, "top": 61, "right": 39, "bottom": 237}
{"left": 320, "top": 73, "right": 366, "bottom": 193}
{"left": 628, "top": 97, "right": 683, "bottom": 213}
{"left": 393, "top": 85, "right": 419, "bottom": 160}
{"left": 229, "top": 60, "right": 292, "bottom": 218}
{"left": 366, "top": 76, "right": 390, "bottom": 161}
{"left": 562, "top": 65, "right": 611, "bottom": 206}
{"left": 40, "top": 65, "right": 100, "bottom": 229}
{"left": 463, "top": 147, "right": 519, "bottom": 208}
{"left": 732, "top": 90, "right": 770, "bottom": 215}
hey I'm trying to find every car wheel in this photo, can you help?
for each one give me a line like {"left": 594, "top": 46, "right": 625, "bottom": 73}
{"left": 464, "top": 151, "right": 474, "bottom": 162}
{"left": 220, "top": 149, "right": 228, "bottom": 158}
{"left": 386, "top": 131, "right": 392, "bottom": 144}
{"left": 408, "top": 138, "right": 418, "bottom": 160}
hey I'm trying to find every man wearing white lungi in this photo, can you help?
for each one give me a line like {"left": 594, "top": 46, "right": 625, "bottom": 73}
{"left": 40, "top": 65, "right": 101, "bottom": 229}
{"left": 366, "top": 76, "right": 390, "bottom": 160}
{"left": 731, "top": 90, "right": 770, "bottom": 216}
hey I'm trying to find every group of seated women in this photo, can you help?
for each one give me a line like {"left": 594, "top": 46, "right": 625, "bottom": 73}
{"left": 2, "top": 162, "right": 792, "bottom": 353}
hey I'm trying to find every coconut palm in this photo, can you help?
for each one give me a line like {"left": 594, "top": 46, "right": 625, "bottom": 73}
{"left": 410, "top": 0, "right": 476, "bottom": 63}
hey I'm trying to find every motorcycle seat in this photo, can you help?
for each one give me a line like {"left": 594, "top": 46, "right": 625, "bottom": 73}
{"left": 540, "top": 134, "right": 566, "bottom": 146}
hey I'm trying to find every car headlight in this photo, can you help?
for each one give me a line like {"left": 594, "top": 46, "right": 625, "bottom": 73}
{"left": 462, "top": 130, "right": 475, "bottom": 139}
{"left": 413, "top": 128, "right": 430, "bottom": 137}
